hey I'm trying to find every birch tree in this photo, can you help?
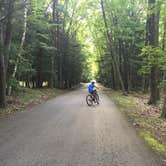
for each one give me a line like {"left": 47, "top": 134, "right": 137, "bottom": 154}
{"left": 8, "top": 0, "right": 28, "bottom": 95}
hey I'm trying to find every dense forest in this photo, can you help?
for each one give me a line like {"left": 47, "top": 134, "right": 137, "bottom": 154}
{"left": 0, "top": 0, "right": 166, "bottom": 117}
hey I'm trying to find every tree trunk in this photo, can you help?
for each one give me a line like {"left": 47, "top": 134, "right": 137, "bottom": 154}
{"left": 49, "top": 55, "right": 54, "bottom": 88}
{"left": 36, "top": 50, "right": 42, "bottom": 88}
{"left": 162, "top": 22, "right": 166, "bottom": 51}
{"left": 4, "top": 0, "right": 14, "bottom": 70}
{"left": 0, "top": 12, "right": 6, "bottom": 107}
{"left": 8, "top": 0, "right": 28, "bottom": 95}
{"left": 148, "top": 66, "right": 158, "bottom": 104}
{"left": 123, "top": 43, "right": 129, "bottom": 92}
{"left": 52, "top": 0, "right": 63, "bottom": 88}
{"left": 161, "top": 20, "right": 166, "bottom": 118}
{"left": 0, "top": 0, "right": 14, "bottom": 108}
{"left": 146, "top": 0, "right": 160, "bottom": 104}
{"left": 111, "top": 64, "right": 117, "bottom": 89}
{"left": 142, "top": 75, "right": 149, "bottom": 93}
{"left": 155, "top": 7, "right": 160, "bottom": 101}
{"left": 100, "top": 0, "right": 125, "bottom": 93}
{"left": 161, "top": 89, "right": 166, "bottom": 118}
{"left": 50, "top": 0, "right": 57, "bottom": 88}
{"left": 0, "top": 54, "right": 6, "bottom": 108}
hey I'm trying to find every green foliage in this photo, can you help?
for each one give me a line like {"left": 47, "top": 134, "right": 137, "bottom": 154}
{"left": 2, "top": 0, "right": 166, "bottom": 91}
{"left": 139, "top": 46, "right": 166, "bottom": 75}
{"left": 160, "top": 80, "right": 166, "bottom": 88}
{"left": 5, "top": 0, "right": 88, "bottom": 89}
{"left": 8, "top": 78, "right": 22, "bottom": 93}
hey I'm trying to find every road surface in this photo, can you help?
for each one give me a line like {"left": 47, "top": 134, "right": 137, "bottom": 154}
{"left": 0, "top": 86, "right": 165, "bottom": 166}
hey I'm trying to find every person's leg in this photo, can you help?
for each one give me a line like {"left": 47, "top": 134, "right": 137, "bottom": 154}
{"left": 92, "top": 90, "right": 99, "bottom": 104}
{"left": 92, "top": 91, "right": 96, "bottom": 102}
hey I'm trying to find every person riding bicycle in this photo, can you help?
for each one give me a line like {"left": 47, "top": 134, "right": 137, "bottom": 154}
{"left": 88, "top": 80, "right": 98, "bottom": 95}
{"left": 87, "top": 80, "right": 99, "bottom": 105}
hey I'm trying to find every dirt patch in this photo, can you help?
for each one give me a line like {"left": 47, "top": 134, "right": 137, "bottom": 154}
{"left": 134, "top": 94, "right": 166, "bottom": 144}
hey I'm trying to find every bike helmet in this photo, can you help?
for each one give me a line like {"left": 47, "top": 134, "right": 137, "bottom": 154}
{"left": 91, "top": 80, "right": 96, "bottom": 84}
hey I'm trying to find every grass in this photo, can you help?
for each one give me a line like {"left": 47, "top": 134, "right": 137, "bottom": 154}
{"left": 140, "top": 131, "right": 166, "bottom": 155}
{"left": 18, "top": 88, "right": 63, "bottom": 101}
{"left": 103, "top": 87, "right": 166, "bottom": 160}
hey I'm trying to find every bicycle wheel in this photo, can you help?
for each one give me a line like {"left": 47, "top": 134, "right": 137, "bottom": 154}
{"left": 86, "top": 94, "right": 93, "bottom": 106}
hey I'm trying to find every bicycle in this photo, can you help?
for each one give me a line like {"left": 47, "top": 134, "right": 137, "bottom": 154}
{"left": 86, "top": 91, "right": 99, "bottom": 106}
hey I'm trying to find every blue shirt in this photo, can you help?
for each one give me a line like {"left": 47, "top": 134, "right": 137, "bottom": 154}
{"left": 88, "top": 83, "right": 95, "bottom": 93}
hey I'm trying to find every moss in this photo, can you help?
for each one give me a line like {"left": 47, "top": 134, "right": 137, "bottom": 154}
{"left": 18, "top": 88, "right": 63, "bottom": 102}
{"left": 140, "top": 131, "right": 166, "bottom": 155}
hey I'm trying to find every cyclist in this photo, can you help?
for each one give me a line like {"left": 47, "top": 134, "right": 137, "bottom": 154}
{"left": 86, "top": 80, "right": 99, "bottom": 105}
{"left": 88, "top": 80, "right": 99, "bottom": 102}
{"left": 88, "top": 80, "right": 97, "bottom": 94}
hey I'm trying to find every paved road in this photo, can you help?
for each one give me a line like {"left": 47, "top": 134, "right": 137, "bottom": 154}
{"left": 0, "top": 87, "right": 165, "bottom": 166}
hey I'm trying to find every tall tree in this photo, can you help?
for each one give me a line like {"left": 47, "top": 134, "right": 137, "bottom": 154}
{"left": 8, "top": 0, "right": 29, "bottom": 95}
{"left": 100, "top": 0, "right": 125, "bottom": 92}
{"left": 0, "top": 9, "right": 6, "bottom": 107}
{"left": 0, "top": 0, "right": 15, "bottom": 108}
{"left": 146, "top": 0, "right": 160, "bottom": 104}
